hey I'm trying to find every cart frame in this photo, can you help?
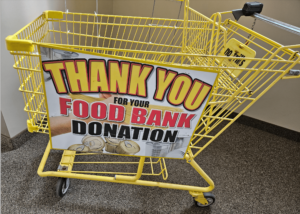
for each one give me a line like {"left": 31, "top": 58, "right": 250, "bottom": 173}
{"left": 6, "top": 0, "right": 300, "bottom": 206}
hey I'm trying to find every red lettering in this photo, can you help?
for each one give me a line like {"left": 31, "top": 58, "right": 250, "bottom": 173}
{"left": 90, "top": 102, "right": 107, "bottom": 120}
{"left": 177, "top": 113, "right": 195, "bottom": 128}
{"left": 59, "top": 97, "right": 72, "bottom": 116}
{"left": 146, "top": 110, "right": 162, "bottom": 126}
{"left": 162, "top": 111, "right": 179, "bottom": 128}
{"left": 108, "top": 104, "right": 125, "bottom": 122}
{"left": 73, "top": 100, "right": 89, "bottom": 118}
{"left": 131, "top": 107, "right": 147, "bottom": 124}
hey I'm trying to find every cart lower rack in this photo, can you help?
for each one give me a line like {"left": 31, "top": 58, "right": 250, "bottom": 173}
{"left": 6, "top": 0, "right": 300, "bottom": 207}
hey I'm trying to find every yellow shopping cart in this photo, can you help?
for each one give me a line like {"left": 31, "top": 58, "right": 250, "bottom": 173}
{"left": 5, "top": 0, "right": 300, "bottom": 207}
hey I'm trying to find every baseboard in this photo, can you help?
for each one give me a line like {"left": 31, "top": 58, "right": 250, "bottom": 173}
{"left": 1, "top": 129, "right": 38, "bottom": 153}
{"left": 234, "top": 113, "right": 300, "bottom": 142}
{"left": 1, "top": 134, "right": 14, "bottom": 153}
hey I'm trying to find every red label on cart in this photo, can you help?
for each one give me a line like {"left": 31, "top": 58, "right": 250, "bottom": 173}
{"left": 40, "top": 46, "right": 218, "bottom": 159}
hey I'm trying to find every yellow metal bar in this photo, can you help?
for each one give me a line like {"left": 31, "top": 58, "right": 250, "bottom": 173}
{"left": 186, "top": 154, "right": 214, "bottom": 191}
{"left": 115, "top": 157, "right": 145, "bottom": 181}
{"left": 48, "top": 29, "right": 182, "bottom": 49}
{"left": 73, "top": 160, "right": 161, "bottom": 164}
{"left": 219, "top": 11, "right": 233, "bottom": 15}
{"left": 44, "top": 11, "right": 63, "bottom": 20}
{"left": 189, "top": 146, "right": 202, "bottom": 149}
{"left": 203, "top": 115, "right": 233, "bottom": 121}
{"left": 50, "top": 20, "right": 185, "bottom": 29}
{"left": 55, "top": 12, "right": 184, "bottom": 22}
{"left": 194, "top": 134, "right": 214, "bottom": 138}
{"left": 70, "top": 171, "right": 162, "bottom": 176}
{"left": 150, "top": 158, "right": 154, "bottom": 175}
{"left": 37, "top": 141, "right": 52, "bottom": 174}
{"left": 192, "top": 45, "right": 300, "bottom": 158}
{"left": 226, "top": 19, "right": 295, "bottom": 55}
{"left": 38, "top": 142, "right": 214, "bottom": 192}
{"left": 182, "top": 0, "right": 189, "bottom": 51}
{"left": 282, "top": 75, "right": 300, "bottom": 79}
{"left": 59, "top": 150, "right": 76, "bottom": 172}
{"left": 6, "top": 35, "right": 34, "bottom": 52}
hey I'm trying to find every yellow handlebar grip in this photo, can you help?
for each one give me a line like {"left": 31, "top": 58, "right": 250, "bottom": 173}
{"left": 6, "top": 35, "right": 34, "bottom": 52}
{"left": 44, "top": 10, "right": 63, "bottom": 20}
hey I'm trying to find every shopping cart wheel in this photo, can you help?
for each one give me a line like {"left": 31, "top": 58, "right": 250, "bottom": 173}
{"left": 56, "top": 177, "right": 70, "bottom": 197}
{"left": 194, "top": 192, "right": 215, "bottom": 207}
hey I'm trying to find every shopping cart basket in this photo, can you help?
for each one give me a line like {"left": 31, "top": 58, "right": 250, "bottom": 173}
{"left": 5, "top": 0, "right": 300, "bottom": 207}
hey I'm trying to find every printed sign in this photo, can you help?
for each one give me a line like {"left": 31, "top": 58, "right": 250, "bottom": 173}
{"left": 40, "top": 46, "right": 218, "bottom": 159}
{"left": 220, "top": 38, "right": 256, "bottom": 77}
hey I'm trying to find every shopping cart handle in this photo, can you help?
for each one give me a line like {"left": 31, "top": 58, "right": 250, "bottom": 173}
{"left": 232, "top": 2, "right": 263, "bottom": 21}
{"left": 289, "top": 69, "right": 300, "bottom": 76}
{"left": 252, "top": 13, "right": 300, "bottom": 36}
{"left": 232, "top": 2, "right": 300, "bottom": 36}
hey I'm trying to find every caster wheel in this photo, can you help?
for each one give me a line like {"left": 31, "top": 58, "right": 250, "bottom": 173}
{"left": 56, "top": 177, "right": 70, "bottom": 197}
{"left": 194, "top": 192, "right": 215, "bottom": 207}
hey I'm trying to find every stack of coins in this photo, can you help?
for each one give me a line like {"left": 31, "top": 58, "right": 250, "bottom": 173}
{"left": 68, "top": 144, "right": 90, "bottom": 152}
{"left": 116, "top": 140, "right": 140, "bottom": 155}
{"left": 82, "top": 136, "right": 105, "bottom": 153}
{"left": 105, "top": 137, "right": 121, "bottom": 153}
{"left": 68, "top": 136, "right": 140, "bottom": 155}
{"left": 67, "top": 136, "right": 105, "bottom": 153}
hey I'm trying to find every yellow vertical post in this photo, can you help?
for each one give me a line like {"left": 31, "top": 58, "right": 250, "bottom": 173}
{"left": 115, "top": 157, "right": 145, "bottom": 181}
{"left": 182, "top": 0, "right": 189, "bottom": 52}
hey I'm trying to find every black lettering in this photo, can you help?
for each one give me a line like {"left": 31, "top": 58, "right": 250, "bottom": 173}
{"left": 88, "top": 122, "right": 102, "bottom": 135}
{"left": 144, "top": 101, "right": 149, "bottom": 108}
{"left": 117, "top": 125, "right": 131, "bottom": 139}
{"left": 239, "top": 59, "right": 246, "bottom": 66}
{"left": 118, "top": 97, "right": 123, "bottom": 104}
{"left": 235, "top": 59, "right": 241, "bottom": 65}
{"left": 103, "top": 123, "right": 118, "bottom": 137}
{"left": 142, "top": 128, "right": 150, "bottom": 140}
{"left": 139, "top": 101, "right": 144, "bottom": 107}
{"left": 130, "top": 99, "right": 134, "bottom": 106}
{"left": 114, "top": 97, "right": 118, "bottom": 104}
{"left": 150, "top": 129, "right": 164, "bottom": 142}
{"left": 72, "top": 120, "right": 87, "bottom": 134}
{"left": 131, "top": 127, "right": 144, "bottom": 140}
{"left": 224, "top": 48, "right": 232, "bottom": 56}
{"left": 134, "top": 100, "right": 139, "bottom": 106}
{"left": 123, "top": 98, "right": 128, "bottom": 105}
{"left": 163, "top": 130, "right": 178, "bottom": 143}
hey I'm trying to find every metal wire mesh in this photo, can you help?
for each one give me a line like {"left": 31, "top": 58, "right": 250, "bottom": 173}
{"left": 8, "top": 7, "right": 300, "bottom": 158}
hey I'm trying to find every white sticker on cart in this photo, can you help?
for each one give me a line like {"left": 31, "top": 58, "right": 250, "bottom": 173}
{"left": 40, "top": 46, "right": 218, "bottom": 159}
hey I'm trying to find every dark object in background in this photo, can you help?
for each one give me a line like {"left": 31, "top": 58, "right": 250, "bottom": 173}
{"left": 232, "top": 2, "right": 263, "bottom": 21}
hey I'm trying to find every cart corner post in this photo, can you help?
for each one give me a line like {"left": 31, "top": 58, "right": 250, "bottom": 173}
{"left": 182, "top": 0, "right": 189, "bottom": 52}
{"left": 43, "top": 10, "right": 63, "bottom": 20}
{"left": 5, "top": 35, "right": 34, "bottom": 53}
{"left": 37, "top": 141, "right": 52, "bottom": 177}
{"left": 185, "top": 153, "right": 215, "bottom": 192}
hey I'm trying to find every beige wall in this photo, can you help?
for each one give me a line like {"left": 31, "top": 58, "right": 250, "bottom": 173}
{"left": 1, "top": 0, "right": 64, "bottom": 138}
{"left": 1, "top": 112, "right": 10, "bottom": 138}
{"left": 66, "top": 0, "right": 113, "bottom": 14}
{"left": 189, "top": 0, "right": 300, "bottom": 132}
{"left": 112, "top": 0, "right": 300, "bottom": 132}
{"left": 1, "top": 0, "right": 113, "bottom": 138}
